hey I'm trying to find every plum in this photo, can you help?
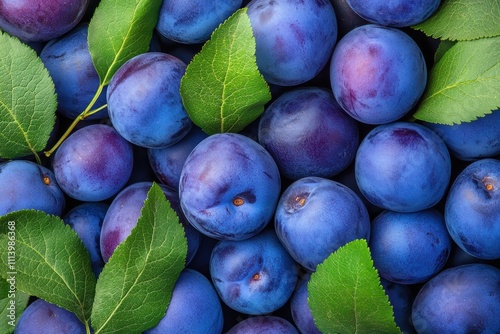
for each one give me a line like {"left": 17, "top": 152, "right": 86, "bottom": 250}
{"left": 227, "top": 316, "right": 299, "bottom": 333}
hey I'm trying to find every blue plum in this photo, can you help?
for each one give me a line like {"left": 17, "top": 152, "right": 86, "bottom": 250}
{"left": 40, "top": 24, "right": 108, "bottom": 120}
{"left": 247, "top": 0, "right": 338, "bottom": 86}
{"left": 369, "top": 209, "right": 451, "bottom": 285}
{"left": 52, "top": 124, "right": 134, "bottom": 202}
{"left": 107, "top": 52, "right": 192, "bottom": 149}
{"left": 445, "top": 158, "right": 500, "bottom": 259}
{"left": 331, "top": 0, "right": 369, "bottom": 38}
{"left": 422, "top": 108, "right": 500, "bottom": 161}
{"left": 258, "top": 87, "right": 359, "bottom": 180}
{"left": 355, "top": 122, "right": 451, "bottom": 212}
{"left": 380, "top": 279, "right": 415, "bottom": 334}
{"left": 210, "top": 230, "right": 299, "bottom": 315}
{"left": 0, "top": 160, "right": 65, "bottom": 217}
{"left": 0, "top": 0, "right": 89, "bottom": 42}
{"left": 144, "top": 269, "right": 224, "bottom": 334}
{"left": 290, "top": 274, "right": 321, "bottom": 334}
{"left": 148, "top": 126, "right": 208, "bottom": 189}
{"left": 14, "top": 298, "right": 86, "bottom": 334}
{"left": 227, "top": 316, "right": 299, "bottom": 333}
{"left": 346, "top": 0, "right": 441, "bottom": 27}
{"left": 63, "top": 202, "right": 108, "bottom": 277}
{"left": 156, "top": 0, "right": 242, "bottom": 44}
{"left": 275, "top": 176, "right": 370, "bottom": 271}
{"left": 412, "top": 263, "right": 500, "bottom": 333}
{"left": 100, "top": 182, "right": 200, "bottom": 263}
{"left": 330, "top": 24, "right": 427, "bottom": 124}
{"left": 179, "top": 133, "right": 281, "bottom": 240}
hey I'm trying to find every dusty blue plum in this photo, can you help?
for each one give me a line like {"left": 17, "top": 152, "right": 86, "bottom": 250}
{"left": 423, "top": 108, "right": 500, "bottom": 161}
{"left": 227, "top": 316, "right": 299, "bottom": 333}
{"left": 14, "top": 299, "right": 86, "bottom": 334}
{"left": 445, "top": 158, "right": 500, "bottom": 259}
{"left": 275, "top": 176, "right": 370, "bottom": 271}
{"left": 40, "top": 24, "right": 108, "bottom": 120}
{"left": 0, "top": 160, "right": 65, "bottom": 217}
{"left": 100, "top": 182, "right": 200, "bottom": 263}
{"left": 290, "top": 274, "right": 321, "bottom": 334}
{"left": 210, "top": 230, "right": 299, "bottom": 315}
{"left": 370, "top": 209, "right": 451, "bottom": 284}
{"left": 148, "top": 126, "right": 208, "bottom": 189}
{"left": 381, "top": 279, "right": 415, "bottom": 333}
{"left": 346, "top": 0, "right": 441, "bottom": 27}
{"left": 156, "top": 0, "right": 242, "bottom": 44}
{"left": 0, "top": 0, "right": 89, "bottom": 42}
{"left": 330, "top": 24, "right": 427, "bottom": 124}
{"left": 258, "top": 87, "right": 359, "bottom": 180}
{"left": 107, "top": 52, "right": 192, "bottom": 148}
{"left": 144, "top": 269, "right": 224, "bottom": 334}
{"left": 247, "top": 0, "right": 338, "bottom": 86}
{"left": 63, "top": 202, "right": 108, "bottom": 277}
{"left": 355, "top": 122, "right": 451, "bottom": 212}
{"left": 179, "top": 133, "right": 281, "bottom": 240}
{"left": 412, "top": 263, "right": 500, "bottom": 333}
{"left": 52, "top": 124, "right": 134, "bottom": 202}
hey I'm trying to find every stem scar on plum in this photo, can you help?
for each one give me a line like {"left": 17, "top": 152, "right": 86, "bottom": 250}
{"left": 43, "top": 175, "right": 51, "bottom": 185}
{"left": 251, "top": 273, "right": 261, "bottom": 281}
{"left": 233, "top": 197, "right": 245, "bottom": 206}
{"left": 483, "top": 177, "right": 495, "bottom": 191}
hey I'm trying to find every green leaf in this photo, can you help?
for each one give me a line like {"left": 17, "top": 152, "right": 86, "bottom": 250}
{"left": 0, "top": 31, "right": 57, "bottom": 160}
{"left": 0, "top": 211, "right": 96, "bottom": 328}
{"left": 0, "top": 279, "right": 30, "bottom": 333}
{"left": 413, "top": 36, "right": 500, "bottom": 124}
{"left": 308, "top": 239, "right": 400, "bottom": 334}
{"left": 180, "top": 7, "right": 271, "bottom": 134}
{"left": 88, "top": 0, "right": 163, "bottom": 86}
{"left": 91, "top": 183, "right": 187, "bottom": 334}
{"left": 412, "top": 0, "right": 500, "bottom": 41}
{"left": 434, "top": 40, "right": 457, "bottom": 64}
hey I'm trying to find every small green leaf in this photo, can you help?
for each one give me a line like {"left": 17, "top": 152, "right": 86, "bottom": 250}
{"left": 91, "top": 183, "right": 187, "bottom": 334}
{"left": 0, "top": 279, "right": 30, "bottom": 333}
{"left": 0, "top": 211, "right": 96, "bottom": 327}
{"left": 0, "top": 31, "right": 57, "bottom": 160}
{"left": 308, "top": 239, "right": 401, "bottom": 334}
{"left": 413, "top": 36, "right": 500, "bottom": 124}
{"left": 88, "top": 0, "right": 163, "bottom": 86}
{"left": 180, "top": 7, "right": 271, "bottom": 134}
{"left": 413, "top": 0, "right": 500, "bottom": 41}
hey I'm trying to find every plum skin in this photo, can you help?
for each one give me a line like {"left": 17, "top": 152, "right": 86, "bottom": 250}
{"left": 330, "top": 24, "right": 427, "bottom": 124}
{"left": 227, "top": 316, "right": 299, "bottom": 333}
{"left": 275, "top": 176, "right": 370, "bottom": 271}
{"left": 444, "top": 158, "right": 500, "bottom": 259}
{"left": 179, "top": 133, "right": 281, "bottom": 241}
{"left": 355, "top": 122, "right": 451, "bottom": 212}
{"left": 412, "top": 263, "right": 500, "bottom": 333}
{"left": 258, "top": 87, "right": 359, "bottom": 180}
{"left": 209, "top": 230, "right": 299, "bottom": 315}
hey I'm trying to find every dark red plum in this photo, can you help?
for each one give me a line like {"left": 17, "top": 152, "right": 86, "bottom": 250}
{"left": 258, "top": 87, "right": 359, "bottom": 180}
{"left": 369, "top": 209, "right": 451, "bottom": 285}
{"left": 445, "top": 158, "right": 500, "bottom": 259}
{"left": 227, "top": 316, "right": 299, "bottom": 333}
{"left": 210, "top": 230, "right": 299, "bottom": 315}
{"left": 148, "top": 126, "right": 208, "bottom": 189}
{"left": 63, "top": 202, "right": 108, "bottom": 277}
{"left": 0, "top": 160, "right": 65, "bottom": 217}
{"left": 346, "top": 0, "right": 441, "bottom": 27}
{"left": 144, "top": 269, "right": 224, "bottom": 334}
{"left": 14, "top": 298, "right": 86, "bottom": 333}
{"left": 275, "top": 176, "right": 370, "bottom": 271}
{"left": 52, "top": 124, "right": 134, "bottom": 202}
{"left": 100, "top": 182, "right": 200, "bottom": 264}
{"left": 422, "top": 108, "right": 500, "bottom": 161}
{"left": 179, "top": 133, "right": 281, "bottom": 241}
{"left": 156, "top": 0, "right": 242, "bottom": 44}
{"left": 0, "top": 0, "right": 89, "bottom": 42}
{"left": 40, "top": 24, "right": 108, "bottom": 120}
{"left": 330, "top": 24, "right": 427, "bottom": 124}
{"left": 107, "top": 52, "right": 192, "bottom": 149}
{"left": 412, "top": 264, "right": 500, "bottom": 333}
{"left": 247, "top": 0, "right": 338, "bottom": 86}
{"left": 355, "top": 122, "right": 451, "bottom": 212}
{"left": 290, "top": 273, "right": 321, "bottom": 334}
